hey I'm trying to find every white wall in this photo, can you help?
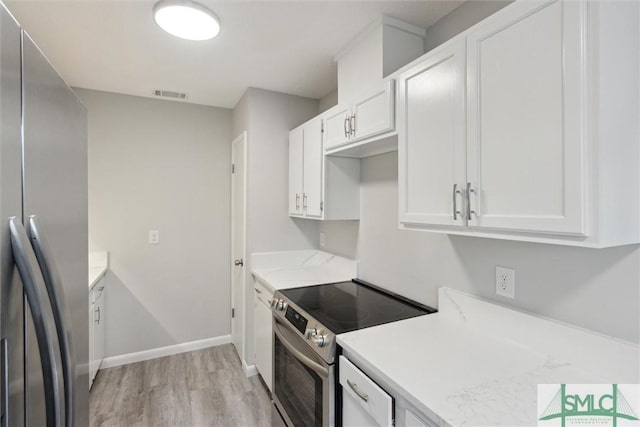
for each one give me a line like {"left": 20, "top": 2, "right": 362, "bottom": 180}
{"left": 319, "top": 153, "right": 640, "bottom": 344}
{"left": 77, "top": 88, "right": 233, "bottom": 357}
{"left": 232, "top": 88, "right": 319, "bottom": 365}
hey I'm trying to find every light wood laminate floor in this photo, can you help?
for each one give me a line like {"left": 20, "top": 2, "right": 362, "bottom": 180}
{"left": 90, "top": 344, "right": 271, "bottom": 427}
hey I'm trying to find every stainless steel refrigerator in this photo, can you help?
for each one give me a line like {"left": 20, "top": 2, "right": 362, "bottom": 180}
{"left": 1, "top": 2, "right": 89, "bottom": 426}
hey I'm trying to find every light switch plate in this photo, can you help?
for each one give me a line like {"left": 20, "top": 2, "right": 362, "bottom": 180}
{"left": 319, "top": 232, "right": 325, "bottom": 247}
{"left": 149, "top": 230, "right": 160, "bottom": 245}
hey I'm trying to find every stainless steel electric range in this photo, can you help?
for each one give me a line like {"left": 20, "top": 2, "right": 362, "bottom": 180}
{"left": 270, "top": 279, "right": 436, "bottom": 427}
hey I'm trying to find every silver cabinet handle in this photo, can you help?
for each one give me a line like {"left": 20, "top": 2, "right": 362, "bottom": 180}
{"left": 9, "top": 217, "right": 62, "bottom": 427}
{"left": 254, "top": 288, "right": 262, "bottom": 294}
{"left": 295, "top": 194, "right": 300, "bottom": 210}
{"left": 466, "top": 182, "right": 476, "bottom": 221}
{"left": 347, "top": 379, "right": 369, "bottom": 402}
{"left": 28, "top": 215, "right": 75, "bottom": 427}
{"left": 453, "top": 184, "right": 462, "bottom": 220}
{"left": 234, "top": 259, "right": 244, "bottom": 267}
{"left": 303, "top": 193, "right": 308, "bottom": 210}
{"left": 95, "top": 307, "right": 100, "bottom": 324}
{"left": 344, "top": 115, "right": 349, "bottom": 138}
{"left": 350, "top": 114, "right": 356, "bottom": 137}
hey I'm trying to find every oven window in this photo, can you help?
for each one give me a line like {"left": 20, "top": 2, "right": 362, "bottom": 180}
{"left": 274, "top": 334, "right": 323, "bottom": 427}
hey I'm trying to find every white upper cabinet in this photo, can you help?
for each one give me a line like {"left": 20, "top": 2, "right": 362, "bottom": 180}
{"left": 466, "top": 0, "right": 585, "bottom": 235}
{"left": 351, "top": 81, "right": 395, "bottom": 143}
{"left": 398, "top": 38, "right": 466, "bottom": 228}
{"left": 323, "top": 104, "right": 351, "bottom": 152}
{"left": 288, "top": 127, "right": 304, "bottom": 216}
{"left": 289, "top": 117, "right": 360, "bottom": 220}
{"left": 302, "top": 118, "right": 323, "bottom": 218}
{"left": 398, "top": 0, "right": 640, "bottom": 247}
{"left": 323, "top": 80, "right": 395, "bottom": 153}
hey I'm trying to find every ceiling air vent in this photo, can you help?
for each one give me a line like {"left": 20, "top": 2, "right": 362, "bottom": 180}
{"left": 153, "top": 89, "right": 187, "bottom": 100}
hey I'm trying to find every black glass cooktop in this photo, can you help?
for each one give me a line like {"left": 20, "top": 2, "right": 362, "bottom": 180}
{"left": 280, "top": 279, "right": 436, "bottom": 335}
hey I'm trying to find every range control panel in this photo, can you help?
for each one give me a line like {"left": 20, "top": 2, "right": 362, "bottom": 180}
{"left": 285, "top": 305, "right": 308, "bottom": 335}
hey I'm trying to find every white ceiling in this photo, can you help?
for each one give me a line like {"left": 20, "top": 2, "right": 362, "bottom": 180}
{"left": 5, "top": 0, "right": 463, "bottom": 109}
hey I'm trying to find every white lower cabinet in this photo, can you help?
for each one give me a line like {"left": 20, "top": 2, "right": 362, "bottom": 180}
{"left": 253, "top": 280, "right": 274, "bottom": 391}
{"left": 340, "top": 354, "right": 437, "bottom": 427}
{"left": 403, "top": 409, "right": 432, "bottom": 427}
{"left": 340, "top": 356, "right": 393, "bottom": 427}
{"left": 89, "top": 277, "right": 105, "bottom": 388}
{"left": 398, "top": 0, "right": 639, "bottom": 247}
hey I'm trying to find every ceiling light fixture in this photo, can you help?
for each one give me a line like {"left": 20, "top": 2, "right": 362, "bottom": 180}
{"left": 153, "top": 0, "right": 220, "bottom": 41}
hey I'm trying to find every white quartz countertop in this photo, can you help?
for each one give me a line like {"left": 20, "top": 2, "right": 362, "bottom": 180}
{"left": 337, "top": 288, "right": 639, "bottom": 427}
{"left": 88, "top": 251, "right": 108, "bottom": 290}
{"left": 251, "top": 250, "right": 358, "bottom": 291}
{"left": 88, "top": 266, "right": 106, "bottom": 290}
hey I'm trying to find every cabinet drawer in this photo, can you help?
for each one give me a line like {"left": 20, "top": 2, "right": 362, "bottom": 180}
{"left": 339, "top": 355, "right": 393, "bottom": 426}
{"left": 254, "top": 279, "right": 274, "bottom": 306}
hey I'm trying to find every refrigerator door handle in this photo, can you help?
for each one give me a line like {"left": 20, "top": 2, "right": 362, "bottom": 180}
{"left": 28, "top": 216, "right": 75, "bottom": 427}
{"left": 9, "top": 217, "right": 62, "bottom": 427}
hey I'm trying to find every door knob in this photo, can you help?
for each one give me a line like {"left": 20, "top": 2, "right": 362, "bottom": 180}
{"left": 234, "top": 259, "right": 244, "bottom": 267}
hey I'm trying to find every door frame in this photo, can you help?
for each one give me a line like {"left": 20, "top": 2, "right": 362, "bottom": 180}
{"left": 230, "top": 131, "right": 248, "bottom": 362}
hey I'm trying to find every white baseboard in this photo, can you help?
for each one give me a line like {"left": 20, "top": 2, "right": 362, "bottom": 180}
{"left": 101, "top": 334, "right": 231, "bottom": 369}
{"left": 243, "top": 360, "right": 258, "bottom": 377}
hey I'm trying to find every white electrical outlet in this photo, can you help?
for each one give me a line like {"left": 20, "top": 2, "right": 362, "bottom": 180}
{"left": 319, "top": 232, "right": 325, "bottom": 247}
{"left": 149, "top": 230, "right": 160, "bottom": 245}
{"left": 495, "top": 266, "right": 515, "bottom": 299}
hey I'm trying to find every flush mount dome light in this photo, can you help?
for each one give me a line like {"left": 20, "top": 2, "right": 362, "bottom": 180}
{"left": 153, "top": 0, "right": 220, "bottom": 41}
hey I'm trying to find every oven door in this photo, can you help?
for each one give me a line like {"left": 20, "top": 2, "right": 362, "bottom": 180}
{"left": 272, "top": 316, "right": 334, "bottom": 427}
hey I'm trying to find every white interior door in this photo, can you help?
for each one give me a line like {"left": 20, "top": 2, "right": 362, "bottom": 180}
{"left": 231, "top": 132, "right": 247, "bottom": 359}
{"left": 398, "top": 37, "right": 467, "bottom": 227}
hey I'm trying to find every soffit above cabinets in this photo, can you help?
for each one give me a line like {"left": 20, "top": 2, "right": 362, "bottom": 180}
{"left": 4, "top": 0, "right": 463, "bottom": 109}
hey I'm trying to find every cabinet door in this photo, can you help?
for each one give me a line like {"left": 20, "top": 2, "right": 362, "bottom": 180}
{"left": 340, "top": 356, "right": 393, "bottom": 427}
{"left": 254, "top": 298, "right": 273, "bottom": 391}
{"left": 88, "top": 290, "right": 94, "bottom": 387}
{"left": 303, "top": 118, "right": 323, "bottom": 218}
{"left": 466, "top": 0, "right": 586, "bottom": 235}
{"left": 323, "top": 104, "right": 351, "bottom": 151}
{"left": 94, "top": 284, "right": 105, "bottom": 373}
{"left": 398, "top": 38, "right": 467, "bottom": 227}
{"left": 352, "top": 80, "right": 395, "bottom": 142}
{"left": 288, "top": 127, "right": 304, "bottom": 216}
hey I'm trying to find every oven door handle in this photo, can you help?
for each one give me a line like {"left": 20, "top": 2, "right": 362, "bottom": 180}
{"left": 273, "top": 321, "right": 329, "bottom": 377}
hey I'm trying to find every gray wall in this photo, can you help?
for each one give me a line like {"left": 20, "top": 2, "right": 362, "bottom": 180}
{"left": 232, "top": 88, "right": 319, "bottom": 364}
{"left": 319, "top": 153, "right": 640, "bottom": 343}
{"left": 319, "top": 89, "right": 338, "bottom": 113}
{"left": 77, "top": 88, "right": 233, "bottom": 357}
{"left": 423, "top": 0, "right": 512, "bottom": 52}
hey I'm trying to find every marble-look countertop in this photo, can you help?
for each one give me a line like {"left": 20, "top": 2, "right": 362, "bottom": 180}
{"left": 337, "top": 288, "right": 639, "bottom": 427}
{"left": 88, "top": 266, "right": 107, "bottom": 290}
{"left": 251, "top": 250, "right": 358, "bottom": 291}
{"left": 88, "top": 251, "right": 108, "bottom": 290}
